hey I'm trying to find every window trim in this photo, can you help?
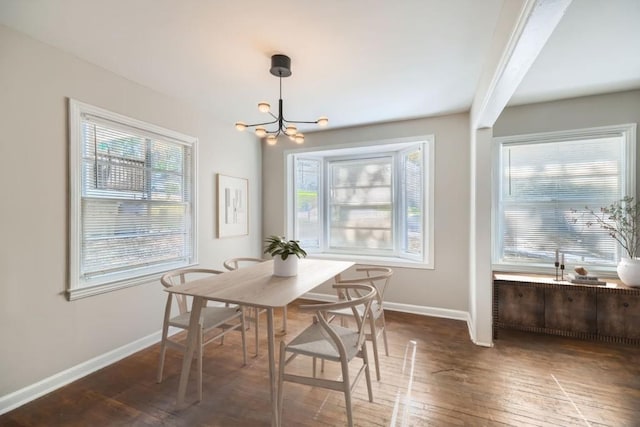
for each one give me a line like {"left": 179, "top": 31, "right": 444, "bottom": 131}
{"left": 284, "top": 136, "right": 434, "bottom": 269}
{"left": 68, "top": 99, "right": 199, "bottom": 300}
{"left": 491, "top": 123, "right": 637, "bottom": 275}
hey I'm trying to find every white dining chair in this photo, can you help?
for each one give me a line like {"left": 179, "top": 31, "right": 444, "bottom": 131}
{"left": 278, "top": 283, "right": 376, "bottom": 427}
{"left": 327, "top": 266, "right": 393, "bottom": 380}
{"left": 157, "top": 268, "right": 247, "bottom": 401}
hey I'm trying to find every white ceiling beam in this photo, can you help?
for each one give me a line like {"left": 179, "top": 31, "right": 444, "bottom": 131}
{"left": 471, "top": 0, "right": 573, "bottom": 129}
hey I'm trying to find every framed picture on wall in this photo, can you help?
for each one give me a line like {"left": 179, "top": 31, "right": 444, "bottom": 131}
{"left": 217, "top": 174, "right": 249, "bottom": 237}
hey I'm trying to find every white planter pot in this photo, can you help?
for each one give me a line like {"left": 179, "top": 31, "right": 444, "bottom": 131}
{"left": 273, "top": 256, "right": 298, "bottom": 277}
{"left": 617, "top": 257, "right": 640, "bottom": 287}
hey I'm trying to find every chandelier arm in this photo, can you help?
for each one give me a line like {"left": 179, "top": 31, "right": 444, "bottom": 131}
{"left": 283, "top": 119, "right": 320, "bottom": 125}
{"left": 243, "top": 118, "right": 279, "bottom": 128}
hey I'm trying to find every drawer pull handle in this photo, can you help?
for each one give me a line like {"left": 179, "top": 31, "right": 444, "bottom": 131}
{"left": 518, "top": 292, "right": 523, "bottom": 297}
{"left": 623, "top": 302, "right": 629, "bottom": 308}
{"left": 568, "top": 297, "right": 573, "bottom": 302}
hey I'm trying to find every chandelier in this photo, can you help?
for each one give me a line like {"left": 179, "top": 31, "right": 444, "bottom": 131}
{"left": 235, "top": 54, "right": 328, "bottom": 145}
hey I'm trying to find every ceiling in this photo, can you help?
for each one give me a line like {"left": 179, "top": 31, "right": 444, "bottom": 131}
{"left": 0, "top": 0, "right": 638, "bottom": 132}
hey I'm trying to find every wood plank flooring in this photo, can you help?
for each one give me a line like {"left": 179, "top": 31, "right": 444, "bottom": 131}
{"left": 1, "top": 300, "right": 638, "bottom": 426}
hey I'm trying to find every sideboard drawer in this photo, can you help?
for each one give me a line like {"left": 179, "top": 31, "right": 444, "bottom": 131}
{"left": 545, "top": 287, "right": 596, "bottom": 334}
{"left": 597, "top": 293, "right": 640, "bottom": 339}
{"left": 497, "top": 284, "right": 544, "bottom": 329}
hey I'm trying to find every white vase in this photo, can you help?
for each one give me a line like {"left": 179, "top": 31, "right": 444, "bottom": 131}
{"left": 273, "top": 256, "right": 298, "bottom": 277}
{"left": 616, "top": 257, "right": 640, "bottom": 287}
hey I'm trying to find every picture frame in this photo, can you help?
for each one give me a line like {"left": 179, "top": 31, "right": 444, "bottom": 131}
{"left": 217, "top": 174, "right": 249, "bottom": 237}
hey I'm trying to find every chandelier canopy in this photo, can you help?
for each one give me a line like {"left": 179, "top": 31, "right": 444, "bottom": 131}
{"left": 235, "top": 54, "right": 328, "bottom": 145}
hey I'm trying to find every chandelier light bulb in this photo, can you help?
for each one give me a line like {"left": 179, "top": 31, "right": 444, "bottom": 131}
{"left": 294, "top": 133, "right": 305, "bottom": 144}
{"left": 316, "top": 116, "right": 329, "bottom": 127}
{"left": 266, "top": 135, "right": 277, "bottom": 145}
{"left": 258, "top": 102, "right": 270, "bottom": 113}
{"left": 285, "top": 125, "right": 297, "bottom": 136}
{"left": 255, "top": 127, "right": 267, "bottom": 137}
{"left": 235, "top": 122, "right": 247, "bottom": 131}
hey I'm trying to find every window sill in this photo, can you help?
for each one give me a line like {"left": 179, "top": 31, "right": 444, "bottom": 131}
{"left": 67, "top": 262, "right": 198, "bottom": 301}
{"left": 307, "top": 253, "right": 433, "bottom": 270}
{"left": 492, "top": 262, "right": 618, "bottom": 279}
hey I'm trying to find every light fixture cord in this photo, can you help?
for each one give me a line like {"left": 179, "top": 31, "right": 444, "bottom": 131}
{"left": 278, "top": 72, "right": 284, "bottom": 134}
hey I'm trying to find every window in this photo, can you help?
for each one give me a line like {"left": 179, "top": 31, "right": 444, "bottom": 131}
{"left": 493, "top": 124, "right": 636, "bottom": 272}
{"left": 287, "top": 138, "right": 433, "bottom": 268}
{"left": 69, "top": 100, "right": 197, "bottom": 300}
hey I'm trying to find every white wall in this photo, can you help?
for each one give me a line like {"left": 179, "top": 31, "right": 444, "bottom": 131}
{"left": 262, "top": 114, "right": 471, "bottom": 313}
{"left": 0, "top": 25, "right": 262, "bottom": 399}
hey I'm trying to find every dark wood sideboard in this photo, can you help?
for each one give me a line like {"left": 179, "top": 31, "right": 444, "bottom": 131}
{"left": 493, "top": 273, "right": 640, "bottom": 345}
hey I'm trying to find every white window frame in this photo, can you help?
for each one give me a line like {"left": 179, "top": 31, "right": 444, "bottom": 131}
{"left": 68, "top": 99, "right": 198, "bottom": 300}
{"left": 285, "top": 136, "right": 434, "bottom": 269}
{"left": 492, "top": 123, "right": 636, "bottom": 274}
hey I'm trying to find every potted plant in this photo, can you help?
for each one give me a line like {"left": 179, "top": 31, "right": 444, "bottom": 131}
{"left": 583, "top": 196, "right": 640, "bottom": 287}
{"left": 263, "top": 235, "right": 307, "bottom": 277}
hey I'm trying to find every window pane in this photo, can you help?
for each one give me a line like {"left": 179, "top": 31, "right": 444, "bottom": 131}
{"left": 295, "top": 158, "right": 321, "bottom": 248}
{"left": 404, "top": 148, "right": 423, "bottom": 255}
{"left": 328, "top": 158, "right": 393, "bottom": 251}
{"left": 289, "top": 140, "right": 430, "bottom": 264}
{"left": 499, "top": 134, "right": 625, "bottom": 266}
{"left": 76, "top": 108, "right": 195, "bottom": 289}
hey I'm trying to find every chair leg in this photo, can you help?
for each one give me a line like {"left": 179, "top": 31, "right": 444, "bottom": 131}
{"left": 380, "top": 313, "right": 389, "bottom": 356}
{"left": 361, "top": 342, "right": 374, "bottom": 403}
{"left": 368, "top": 316, "right": 381, "bottom": 381}
{"left": 157, "top": 295, "right": 173, "bottom": 383}
{"left": 240, "top": 308, "right": 248, "bottom": 365}
{"left": 277, "top": 341, "right": 286, "bottom": 425}
{"left": 254, "top": 307, "right": 260, "bottom": 357}
{"left": 340, "top": 357, "right": 353, "bottom": 427}
{"left": 197, "top": 324, "right": 203, "bottom": 402}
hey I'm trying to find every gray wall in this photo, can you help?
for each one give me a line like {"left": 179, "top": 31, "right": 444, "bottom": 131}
{"left": 262, "top": 114, "right": 472, "bottom": 312}
{"left": 0, "top": 25, "right": 262, "bottom": 397}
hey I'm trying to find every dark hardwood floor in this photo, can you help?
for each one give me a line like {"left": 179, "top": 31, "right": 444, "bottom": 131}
{"left": 2, "top": 300, "right": 638, "bottom": 426}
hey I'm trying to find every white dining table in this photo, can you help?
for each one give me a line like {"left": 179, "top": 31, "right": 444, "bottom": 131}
{"left": 165, "top": 258, "right": 354, "bottom": 426}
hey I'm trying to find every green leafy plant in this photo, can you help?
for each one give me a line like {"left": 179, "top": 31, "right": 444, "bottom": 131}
{"left": 263, "top": 235, "right": 307, "bottom": 260}
{"left": 580, "top": 196, "right": 640, "bottom": 259}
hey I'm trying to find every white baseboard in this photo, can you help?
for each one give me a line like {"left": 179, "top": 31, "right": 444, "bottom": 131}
{"left": 0, "top": 327, "right": 179, "bottom": 416}
{"left": 303, "top": 292, "right": 470, "bottom": 322}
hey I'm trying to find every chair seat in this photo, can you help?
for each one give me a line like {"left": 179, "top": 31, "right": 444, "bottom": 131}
{"left": 328, "top": 301, "right": 382, "bottom": 320}
{"left": 286, "top": 323, "right": 360, "bottom": 362}
{"left": 168, "top": 306, "right": 241, "bottom": 329}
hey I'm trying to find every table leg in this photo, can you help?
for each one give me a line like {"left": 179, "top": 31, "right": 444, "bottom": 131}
{"left": 282, "top": 306, "right": 287, "bottom": 334}
{"left": 267, "top": 308, "right": 278, "bottom": 426}
{"left": 275, "top": 306, "right": 287, "bottom": 336}
{"left": 176, "top": 295, "right": 203, "bottom": 407}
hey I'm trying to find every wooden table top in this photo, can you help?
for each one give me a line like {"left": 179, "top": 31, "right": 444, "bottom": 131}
{"left": 166, "top": 259, "right": 354, "bottom": 308}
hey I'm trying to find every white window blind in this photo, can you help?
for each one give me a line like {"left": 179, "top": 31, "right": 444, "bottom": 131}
{"left": 69, "top": 100, "right": 197, "bottom": 299}
{"left": 328, "top": 157, "right": 393, "bottom": 251}
{"left": 295, "top": 157, "right": 321, "bottom": 249}
{"left": 495, "top": 124, "right": 636, "bottom": 270}
{"left": 401, "top": 146, "right": 423, "bottom": 257}
{"left": 289, "top": 138, "right": 433, "bottom": 267}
